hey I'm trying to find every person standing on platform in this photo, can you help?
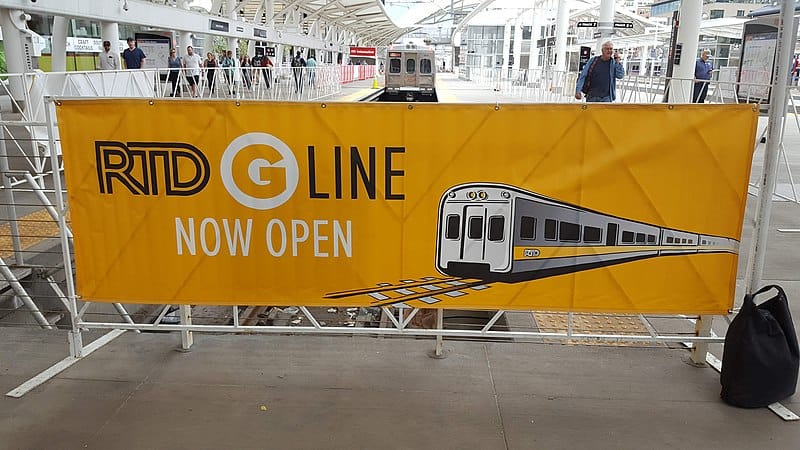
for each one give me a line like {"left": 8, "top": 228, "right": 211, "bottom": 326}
{"left": 291, "top": 51, "right": 306, "bottom": 93}
{"left": 121, "top": 37, "right": 146, "bottom": 69}
{"left": 261, "top": 56, "right": 273, "bottom": 89}
{"left": 204, "top": 52, "right": 218, "bottom": 94}
{"left": 98, "top": 41, "right": 118, "bottom": 70}
{"left": 167, "top": 48, "right": 182, "bottom": 97}
{"left": 306, "top": 53, "right": 317, "bottom": 87}
{"left": 693, "top": 49, "right": 713, "bottom": 103}
{"left": 182, "top": 46, "right": 203, "bottom": 98}
{"left": 575, "top": 41, "right": 624, "bottom": 103}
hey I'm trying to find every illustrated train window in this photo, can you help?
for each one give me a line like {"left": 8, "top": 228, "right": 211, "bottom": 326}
{"left": 583, "top": 226, "right": 602, "bottom": 243}
{"left": 420, "top": 58, "right": 432, "bottom": 74}
{"left": 488, "top": 216, "right": 504, "bottom": 242}
{"left": 389, "top": 59, "right": 401, "bottom": 73}
{"left": 544, "top": 219, "right": 557, "bottom": 240}
{"left": 635, "top": 232, "right": 645, "bottom": 244}
{"left": 445, "top": 214, "right": 460, "bottom": 239}
{"left": 666, "top": 236, "right": 674, "bottom": 243}
{"left": 406, "top": 59, "right": 416, "bottom": 73}
{"left": 621, "top": 231, "right": 634, "bottom": 244}
{"left": 520, "top": 216, "right": 536, "bottom": 240}
{"left": 468, "top": 216, "right": 483, "bottom": 239}
{"left": 559, "top": 221, "right": 581, "bottom": 242}
{"left": 647, "top": 234, "right": 656, "bottom": 244}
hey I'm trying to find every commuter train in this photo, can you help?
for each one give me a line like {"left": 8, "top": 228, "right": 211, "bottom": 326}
{"left": 435, "top": 183, "right": 739, "bottom": 282}
{"left": 384, "top": 45, "right": 437, "bottom": 102}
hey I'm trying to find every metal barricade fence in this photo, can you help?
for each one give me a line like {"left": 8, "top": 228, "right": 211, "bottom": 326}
{"left": 0, "top": 66, "right": 797, "bottom": 386}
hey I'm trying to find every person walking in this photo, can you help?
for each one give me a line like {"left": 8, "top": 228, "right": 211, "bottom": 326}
{"left": 167, "top": 48, "right": 182, "bottom": 97}
{"left": 306, "top": 53, "right": 317, "bottom": 87}
{"left": 575, "top": 41, "right": 625, "bottom": 103}
{"left": 693, "top": 49, "right": 713, "bottom": 103}
{"left": 121, "top": 37, "right": 146, "bottom": 69}
{"left": 182, "top": 46, "right": 203, "bottom": 98}
{"left": 204, "top": 52, "right": 218, "bottom": 94}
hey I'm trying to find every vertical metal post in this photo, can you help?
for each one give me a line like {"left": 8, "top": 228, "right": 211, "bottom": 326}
{"left": 745, "top": 0, "right": 796, "bottom": 295}
{"left": 179, "top": 305, "right": 193, "bottom": 351}
{"left": 44, "top": 98, "right": 83, "bottom": 356}
{"left": 435, "top": 308, "right": 444, "bottom": 357}
{"left": 690, "top": 315, "right": 713, "bottom": 365}
{"left": 0, "top": 126, "right": 24, "bottom": 264}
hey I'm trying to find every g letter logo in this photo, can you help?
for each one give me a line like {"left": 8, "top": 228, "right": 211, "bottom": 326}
{"left": 220, "top": 133, "right": 299, "bottom": 210}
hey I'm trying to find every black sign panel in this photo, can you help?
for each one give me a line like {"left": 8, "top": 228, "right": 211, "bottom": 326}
{"left": 210, "top": 20, "right": 229, "bottom": 32}
{"left": 579, "top": 46, "right": 592, "bottom": 71}
{"left": 673, "top": 43, "right": 683, "bottom": 65}
{"left": 254, "top": 28, "right": 267, "bottom": 38}
{"left": 236, "top": 26, "right": 244, "bottom": 33}
{"left": 613, "top": 22, "right": 634, "bottom": 29}
{"left": 577, "top": 21, "right": 597, "bottom": 28}
{"left": 265, "top": 47, "right": 275, "bottom": 57}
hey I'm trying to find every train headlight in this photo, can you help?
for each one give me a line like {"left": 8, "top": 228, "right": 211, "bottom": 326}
{"left": 467, "top": 191, "right": 477, "bottom": 200}
{"left": 448, "top": 191, "right": 456, "bottom": 198}
{"left": 478, "top": 191, "right": 487, "bottom": 200}
{"left": 501, "top": 191, "right": 510, "bottom": 199}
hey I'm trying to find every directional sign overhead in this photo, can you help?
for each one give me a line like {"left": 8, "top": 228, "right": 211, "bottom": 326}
{"left": 577, "top": 21, "right": 598, "bottom": 28}
{"left": 614, "top": 22, "right": 634, "bottom": 29}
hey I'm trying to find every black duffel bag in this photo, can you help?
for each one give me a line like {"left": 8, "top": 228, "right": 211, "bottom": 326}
{"left": 721, "top": 285, "right": 799, "bottom": 408}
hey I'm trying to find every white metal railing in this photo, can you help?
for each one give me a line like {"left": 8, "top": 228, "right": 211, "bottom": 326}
{"left": 456, "top": 65, "right": 774, "bottom": 105}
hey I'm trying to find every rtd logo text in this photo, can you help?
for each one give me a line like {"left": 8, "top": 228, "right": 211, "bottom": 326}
{"left": 95, "top": 141, "right": 210, "bottom": 196}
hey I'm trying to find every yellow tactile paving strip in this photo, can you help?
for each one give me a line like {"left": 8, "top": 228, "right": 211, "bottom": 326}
{"left": 533, "top": 312, "right": 662, "bottom": 346}
{"left": 0, "top": 209, "right": 64, "bottom": 259}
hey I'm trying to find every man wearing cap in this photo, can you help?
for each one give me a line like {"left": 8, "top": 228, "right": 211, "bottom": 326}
{"left": 98, "top": 41, "right": 118, "bottom": 70}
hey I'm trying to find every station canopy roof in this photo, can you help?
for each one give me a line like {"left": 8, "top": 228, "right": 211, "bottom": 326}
{"left": 180, "top": 0, "right": 411, "bottom": 46}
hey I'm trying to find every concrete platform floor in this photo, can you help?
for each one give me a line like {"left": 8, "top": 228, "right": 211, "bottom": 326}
{"left": 1, "top": 327, "right": 798, "bottom": 449}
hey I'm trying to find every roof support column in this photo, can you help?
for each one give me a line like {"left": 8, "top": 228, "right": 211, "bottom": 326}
{"left": 640, "top": 44, "right": 649, "bottom": 76}
{"left": 667, "top": 0, "right": 701, "bottom": 103}
{"left": 554, "top": 0, "right": 569, "bottom": 72}
{"left": 512, "top": 16, "right": 523, "bottom": 72}
{"left": 745, "top": 0, "right": 796, "bottom": 295}
{"left": 0, "top": 8, "right": 31, "bottom": 109}
{"left": 175, "top": 0, "right": 192, "bottom": 57}
{"left": 227, "top": 0, "right": 237, "bottom": 55}
{"left": 528, "top": 1, "right": 540, "bottom": 72}
{"left": 51, "top": 16, "right": 67, "bottom": 72}
{"left": 596, "top": 0, "right": 614, "bottom": 53}
{"left": 100, "top": 21, "right": 121, "bottom": 70}
{"left": 502, "top": 21, "right": 511, "bottom": 71}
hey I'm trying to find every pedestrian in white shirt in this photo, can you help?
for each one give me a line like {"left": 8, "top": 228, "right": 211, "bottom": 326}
{"left": 98, "top": 41, "right": 118, "bottom": 70}
{"left": 182, "top": 46, "right": 203, "bottom": 97}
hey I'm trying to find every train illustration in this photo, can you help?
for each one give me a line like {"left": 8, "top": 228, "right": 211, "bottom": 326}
{"left": 435, "top": 183, "right": 739, "bottom": 282}
{"left": 384, "top": 44, "right": 437, "bottom": 102}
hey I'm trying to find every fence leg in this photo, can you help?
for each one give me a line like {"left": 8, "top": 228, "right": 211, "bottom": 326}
{"left": 429, "top": 309, "right": 447, "bottom": 359}
{"left": 179, "top": 305, "right": 193, "bottom": 351}
{"left": 690, "top": 315, "right": 713, "bottom": 366}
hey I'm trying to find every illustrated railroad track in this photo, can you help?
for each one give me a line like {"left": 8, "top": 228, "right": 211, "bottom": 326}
{"left": 324, "top": 276, "right": 493, "bottom": 308}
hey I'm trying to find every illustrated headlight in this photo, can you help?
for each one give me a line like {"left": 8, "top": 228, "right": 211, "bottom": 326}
{"left": 448, "top": 191, "right": 456, "bottom": 198}
{"left": 478, "top": 191, "right": 487, "bottom": 200}
{"left": 467, "top": 191, "right": 477, "bottom": 200}
{"left": 501, "top": 191, "right": 510, "bottom": 199}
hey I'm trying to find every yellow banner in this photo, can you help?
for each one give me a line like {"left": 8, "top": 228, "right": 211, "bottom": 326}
{"left": 56, "top": 100, "right": 758, "bottom": 313}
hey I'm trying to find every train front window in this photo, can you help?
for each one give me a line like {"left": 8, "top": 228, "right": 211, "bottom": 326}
{"left": 406, "top": 59, "right": 416, "bottom": 73}
{"left": 520, "top": 216, "right": 536, "bottom": 240}
{"left": 420, "top": 58, "right": 432, "bottom": 74}
{"left": 488, "top": 216, "right": 504, "bottom": 241}
{"left": 621, "top": 231, "right": 634, "bottom": 244}
{"left": 584, "top": 226, "right": 602, "bottom": 243}
{"left": 544, "top": 219, "right": 557, "bottom": 240}
{"left": 445, "top": 214, "right": 460, "bottom": 239}
{"left": 389, "top": 59, "right": 401, "bottom": 73}
{"left": 468, "top": 216, "right": 483, "bottom": 239}
{"left": 559, "top": 222, "right": 580, "bottom": 242}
